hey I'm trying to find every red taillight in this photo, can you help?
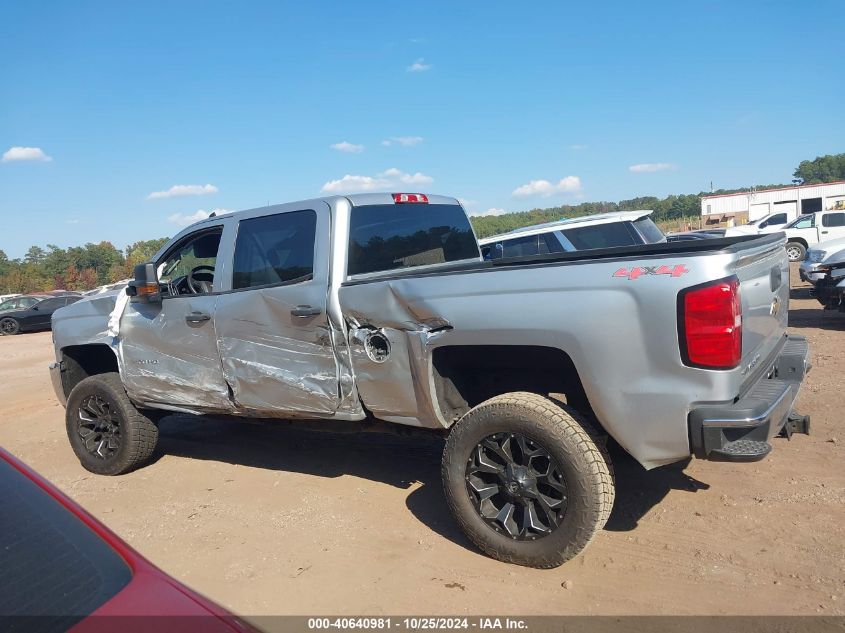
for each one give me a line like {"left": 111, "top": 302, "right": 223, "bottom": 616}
{"left": 392, "top": 193, "right": 429, "bottom": 204}
{"left": 679, "top": 276, "right": 742, "bottom": 369}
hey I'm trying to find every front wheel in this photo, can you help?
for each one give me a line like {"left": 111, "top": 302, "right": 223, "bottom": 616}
{"left": 66, "top": 373, "right": 159, "bottom": 475}
{"left": 442, "top": 392, "right": 614, "bottom": 568}
{"left": 0, "top": 317, "right": 20, "bottom": 335}
{"left": 786, "top": 242, "right": 806, "bottom": 262}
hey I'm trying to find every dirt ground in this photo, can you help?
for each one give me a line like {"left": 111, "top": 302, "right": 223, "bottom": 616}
{"left": 1, "top": 264, "right": 843, "bottom": 617}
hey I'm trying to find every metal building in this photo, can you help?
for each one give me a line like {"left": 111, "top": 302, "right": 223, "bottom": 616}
{"left": 700, "top": 180, "right": 845, "bottom": 225}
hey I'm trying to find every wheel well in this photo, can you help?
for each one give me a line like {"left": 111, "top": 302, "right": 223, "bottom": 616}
{"left": 60, "top": 344, "right": 119, "bottom": 398}
{"left": 432, "top": 345, "right": 593, "bottom": 423}
{"left": 787, "top": 237, "right": 808, "bottom": 248}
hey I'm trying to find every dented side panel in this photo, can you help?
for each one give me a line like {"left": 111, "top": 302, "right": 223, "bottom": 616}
{"left": 118, "top": 296, "right": 234, "bottom": 410}
{"left": 213, "top": 203, "right": 342, "bottom": 417}
{"left": 214, "top": 288, "right": 340, "bottom": 416}
{"left": 337, "top": 248, "right": 773, "bottom": 469}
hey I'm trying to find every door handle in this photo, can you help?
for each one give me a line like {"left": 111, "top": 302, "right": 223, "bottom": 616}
{"left": 186, "top": 311, "right": 211, "bottom": 323}
{"left": 821, "top": 230, "right": 829, "bottom": 234}
{"left": 291, "top": 305, "right": 322, "bottom": 317}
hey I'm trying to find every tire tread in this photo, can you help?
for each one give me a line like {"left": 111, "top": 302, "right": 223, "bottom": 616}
{"left": 442, "top": 392, "right": 614, "bottom": 568}
{"left": 66, "top": 372, "right": 158, "bottom": 475}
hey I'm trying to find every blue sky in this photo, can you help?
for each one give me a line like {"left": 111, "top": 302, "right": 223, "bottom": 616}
{"left": 2, "top": 0, "right": 843, "bottom": 258}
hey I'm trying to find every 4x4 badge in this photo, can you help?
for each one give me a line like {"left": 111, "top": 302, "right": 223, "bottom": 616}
{"left": 613, "top": 265, "right": 690, "bottom": 280}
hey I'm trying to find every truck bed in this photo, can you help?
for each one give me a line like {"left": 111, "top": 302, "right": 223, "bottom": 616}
{"left": 342, "top": 233, "right": 781, "bottom": 285}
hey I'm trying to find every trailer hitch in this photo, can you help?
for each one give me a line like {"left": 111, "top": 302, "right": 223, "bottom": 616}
{"left": 779, "top": 411, "right": 811, "bottom": 440}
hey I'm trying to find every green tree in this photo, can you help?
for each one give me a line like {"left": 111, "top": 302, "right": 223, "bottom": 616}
{"left": 24, "top": 245, "right": 47, "bottom": 266}
{"left": 793, "top": 153, "right": 845, "bottom": 184}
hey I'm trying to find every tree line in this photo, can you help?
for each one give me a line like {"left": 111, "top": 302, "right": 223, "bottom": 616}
{"left": 0, "top": 238, "right": 169, "bottom": 294}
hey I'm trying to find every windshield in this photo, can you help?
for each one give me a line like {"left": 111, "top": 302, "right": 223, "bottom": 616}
{"left": 347, "top": 203, "right": 479, "bottom": 276}
{"left": 786, "top": 215, "right": 813, "bottom": 229}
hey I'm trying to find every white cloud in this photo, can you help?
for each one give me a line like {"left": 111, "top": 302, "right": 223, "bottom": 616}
{"left": 330, "top": 141, "right": 364, "bottom": 153}
{"left": 457, "top": 198, "right": 477, "bottom": 208}
{"left": 380, "top": 167, "right": 432, "bottom": 184}
{"left": 321, "top": 175, "right": 379, "bottom": 193}
{"left": 148, "top": 184, "right": 219, "bottom": 199}
{"left": 511, "top": 176, "right": 582, "bottom": 198}
{"left": 2, "top": 146, "right": 52, "bottom": 162}
{"left": 167, "top": 208, "right": 231, "bottom": 226}
{"left": 66, "top": 219, "right": 80, "bottom": 224}
{"left": 629, "top": 163, "right": 676, "bottom": 173}
{"left": 321, "top": 167, "right": 433, "bottom": 193}
{"left": 407, "top": 58, "right": 432, "bottom": 72}
{"left": 569, "top": 144, "right": 588, "bottom": 150}
{"left": 382, "top": 136, "right": 424, "bottom": 147}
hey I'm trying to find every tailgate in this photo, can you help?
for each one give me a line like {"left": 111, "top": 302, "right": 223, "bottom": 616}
{"left": 735, "top": 238, "right": 790, "bottom": 383}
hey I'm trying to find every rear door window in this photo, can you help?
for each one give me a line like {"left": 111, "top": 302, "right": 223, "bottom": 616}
{"left": 501, "top": 235, "right": 539, "bottom": 258}
{"left": 232, "top": 210, "right": 316, "bottom": 289}
{"left": 539, "top": 232, "right": 566, "bottom": 254}
{"left": 822, "top": 213, "right": 845, "bottom": 227}
{"left": 35, "top": 298, "right": 65, "bottom": 311}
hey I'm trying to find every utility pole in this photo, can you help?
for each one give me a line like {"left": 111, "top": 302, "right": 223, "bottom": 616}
{"left": 792, "top": 178, "right": 804, "bottom": 214}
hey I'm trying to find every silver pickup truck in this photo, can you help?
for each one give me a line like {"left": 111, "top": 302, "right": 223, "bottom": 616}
{"left": 50, "top": 192, "right": 810, "bottom": 568}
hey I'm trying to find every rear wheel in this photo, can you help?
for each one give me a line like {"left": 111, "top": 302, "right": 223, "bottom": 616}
{"left": 786, "top": 242, "right": 806, "bottom": 262}
{"left": 442, "top": 392, "right": 614, "bottom": 568}
{"left": 0, "top": 317, "right": 20, "bottom": 335}
{"left": 66, "top": 373, "right": 159, "bottom": 475}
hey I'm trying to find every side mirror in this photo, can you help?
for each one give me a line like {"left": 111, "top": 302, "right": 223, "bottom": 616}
{"left": 126, "top": 263, "right": 161, "bottom": 303}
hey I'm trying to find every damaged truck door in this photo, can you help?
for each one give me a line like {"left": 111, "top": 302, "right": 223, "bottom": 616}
{"left": 214, "top": 204, "right": 341, "bottom": 415}
{"left": 120, "top": 226, "right": 233, "bottom": 411}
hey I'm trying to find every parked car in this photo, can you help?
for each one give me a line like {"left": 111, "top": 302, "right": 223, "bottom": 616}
{"left": 799, "top": 236, "right": 845, "bottom": 284}
{"left": 826, "top": 264, "right": 845, "bottom": 313}
{"left": 0, "top": 294, "right": 82, "bottom": 335}
{"left": 50, "top": 192, "right": 808, "bottom": 568}
{"left": 724, "top": 210, "right": 799, "bottom": 237}
{"left": 805, "top": 244, "right": 845, "bottom": 308}
{"left": 0, "top": 294, "right": 43, "bottom": 313}
{"left": 0, "top": 447, "right": 254, "bottom": 630}
{"left": 478, "top": 210, "right": 665, "bottom": 260}
{"left": 729, "top": 210, "right": 845, "bottom": 261}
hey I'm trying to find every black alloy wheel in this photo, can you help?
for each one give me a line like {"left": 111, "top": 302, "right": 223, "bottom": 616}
{"left": 466, "top": 432, "right": 567, "bottom": 541}
{"left": 0, "top": 318, "right": 19, "bottom": 335}
{"left": 76, "top": 394, "right": 121, "bottom": 460}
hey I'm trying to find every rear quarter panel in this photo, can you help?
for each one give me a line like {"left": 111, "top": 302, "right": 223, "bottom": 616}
{"left": 340, "top": 239, "right": 788, "bottom": 469}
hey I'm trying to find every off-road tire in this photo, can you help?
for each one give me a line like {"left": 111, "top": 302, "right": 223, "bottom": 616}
{"left": 786, "top": 242, "right": 806, "bottom": 262}
{"left": 66, "top": 373, "right": 159, "bottom": 475}
{"left": 0, "top": 317, "right": 20, "bottom": 335}
{"left": 442, "top": 392, "right": 614, "bottom": 568}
